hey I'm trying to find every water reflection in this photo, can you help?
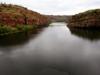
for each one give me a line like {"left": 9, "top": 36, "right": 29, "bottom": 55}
{"left": 0, "top": 23, "right": 100, "bottom": 75}
{"left": 0, "top": 29, "right": 43, "bottom": 46}
{"left": 0, "top": 23, "right": 70, "bottom": 75}
{"left": 69, "top": 28, "right": 100, "bottom": 41}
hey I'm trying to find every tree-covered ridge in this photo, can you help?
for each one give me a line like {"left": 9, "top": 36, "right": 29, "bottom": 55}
{"left": 0, "top": 3, "right": 50, "bottom": 26}
{"left": 68, "top": 9, "right": 100, "bottom": 28}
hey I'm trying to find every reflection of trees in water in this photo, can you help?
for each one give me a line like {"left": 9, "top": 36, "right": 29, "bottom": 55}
{"left": 69, "top": 27, "right": 100, "bottom": 41}
{"left": 0, "top": 29, "right": 43, "bottom": 46}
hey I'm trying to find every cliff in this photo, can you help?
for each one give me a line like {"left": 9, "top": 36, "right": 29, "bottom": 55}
{"left": 0, "top": 3, "right": 50, "bottom": 27}
{"left": 67, "top": 9, "right": 100, "bottom": 28}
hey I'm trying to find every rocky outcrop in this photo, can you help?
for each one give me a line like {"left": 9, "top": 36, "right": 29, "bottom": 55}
{"left": 0, "top": 3, "right": 51, "bottom": 36}
{"left": 67, "top": 9, "right": 100, "bottom": 28}
{"left": 0, "top": 3, "right": 50, "bottom": 27}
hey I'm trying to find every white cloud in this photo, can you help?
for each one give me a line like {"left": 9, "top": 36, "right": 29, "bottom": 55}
{"left": 0, "top": 0, "right": 100, "bottom": 15}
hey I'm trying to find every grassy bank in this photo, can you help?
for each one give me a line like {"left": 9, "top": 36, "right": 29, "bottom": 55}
{"left": 0, "top": 24, "right": 39, "bottom": 36}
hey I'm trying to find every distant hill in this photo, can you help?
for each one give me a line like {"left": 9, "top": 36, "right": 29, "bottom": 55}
{"left": 47, "top": 15, "right": 70, "bottom": 22}
{"left": 0, "top": 3, "right": 50, "bottom": 27}
{"left": 67, "top": 9, "right": 100, "bottom": 28}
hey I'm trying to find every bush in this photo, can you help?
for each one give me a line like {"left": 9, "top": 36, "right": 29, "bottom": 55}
{"left": 16, "top": 25, "right": 34, "bottom": 31}
{"left": 0, "top": 25, "right": 18, "bottom": 35}
{"left": 0, "top": 25, "right": 35, "bottom": 35}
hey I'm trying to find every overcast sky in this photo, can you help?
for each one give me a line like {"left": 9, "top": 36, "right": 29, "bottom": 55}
{"left": 0, "top": 0, "right": 100, "bottom": 15}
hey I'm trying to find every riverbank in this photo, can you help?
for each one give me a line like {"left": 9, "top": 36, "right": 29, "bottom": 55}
{"left": 0, "top": 3, "right": 50, "bottom": 36}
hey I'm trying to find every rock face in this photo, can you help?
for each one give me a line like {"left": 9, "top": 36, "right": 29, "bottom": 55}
{"left": 0, "top": 3, "right": 50, "bottom": 27}
{"left": 67, "top": 9, "right": 100, "bottom": 28}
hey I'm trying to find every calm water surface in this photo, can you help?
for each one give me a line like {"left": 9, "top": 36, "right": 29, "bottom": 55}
{"left": 0, "top": 22, "right": 100, "bottom": 75}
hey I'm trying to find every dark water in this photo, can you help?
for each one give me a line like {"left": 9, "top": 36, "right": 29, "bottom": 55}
{"left": 0, "top": 22, "right": 100, "bottom": 75}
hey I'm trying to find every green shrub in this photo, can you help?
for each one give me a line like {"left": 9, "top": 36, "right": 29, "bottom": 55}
{"left": 16, "top": 25, "right": 33, "bottom": 31}
{"left": 0, "top": 25, "right": 18, "bottom": 34}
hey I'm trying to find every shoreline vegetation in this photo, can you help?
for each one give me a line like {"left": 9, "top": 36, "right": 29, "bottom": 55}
{"left": 67, "top": 9, "right": 100, "bottom": 28}
{"left": 0, "top": 3, "right": 50, "bottom": 36}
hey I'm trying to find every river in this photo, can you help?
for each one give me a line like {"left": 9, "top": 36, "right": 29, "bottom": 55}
{"left": 0, "top": 22, "right": 100, "bottom": 75}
